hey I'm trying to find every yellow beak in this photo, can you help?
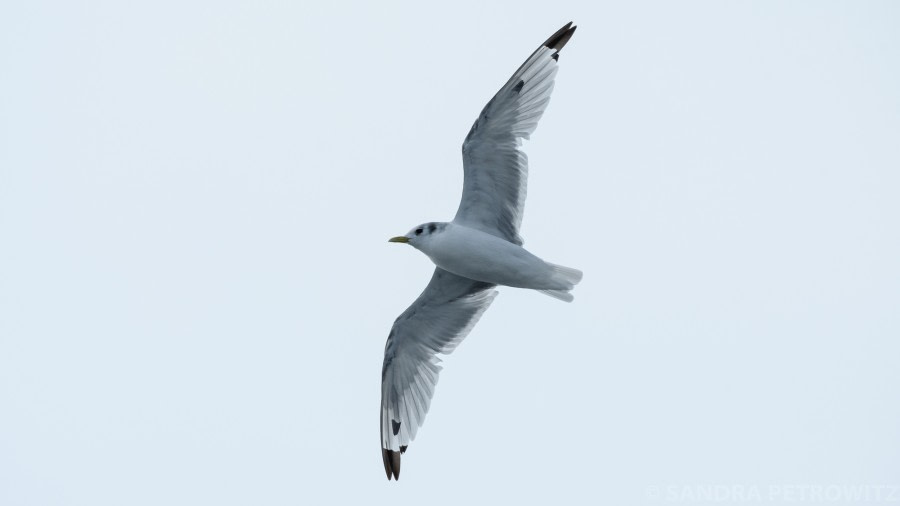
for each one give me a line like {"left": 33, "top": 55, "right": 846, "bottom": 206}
{"left": 388, "top": 236, "right": 409, "bottom": 243}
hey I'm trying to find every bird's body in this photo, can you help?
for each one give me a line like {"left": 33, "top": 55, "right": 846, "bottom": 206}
{"left": 380, "top": 22, "right": 581, "bottom": 480}
{"left": 397, "top": 221, "right": 581, "bottom": 296}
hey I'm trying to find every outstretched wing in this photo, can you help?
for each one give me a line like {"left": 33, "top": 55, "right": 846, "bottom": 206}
{"left": 454, "top": 22, "right": 576, "bottom": 246}
{"left": 380, "top": 268, "right": 498, "bottom": 480}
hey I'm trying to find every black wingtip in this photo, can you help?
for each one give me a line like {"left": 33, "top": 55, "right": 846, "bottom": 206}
{"left": 382, "top": 448, "right": 401, "bottom": 481}
{"left": 543, "top": 22, "right": 577, "bottom": 52}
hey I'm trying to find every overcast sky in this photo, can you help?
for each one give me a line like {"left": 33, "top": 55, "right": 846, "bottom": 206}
{"left": 2, "top": 1, "right": 899, "bottom": 504}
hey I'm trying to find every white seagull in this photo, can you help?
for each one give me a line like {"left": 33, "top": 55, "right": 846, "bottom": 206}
{"left": 381, "top": 22, "right": 581, "bottom": 480}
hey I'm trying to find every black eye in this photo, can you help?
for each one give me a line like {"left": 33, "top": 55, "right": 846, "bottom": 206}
{"left": 415, "top": 228, "right": 423, "bottom": 235}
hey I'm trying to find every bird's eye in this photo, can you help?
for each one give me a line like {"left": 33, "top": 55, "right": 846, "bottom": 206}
{"left": 415, "top": 228, "right": 423, "bottom": 235}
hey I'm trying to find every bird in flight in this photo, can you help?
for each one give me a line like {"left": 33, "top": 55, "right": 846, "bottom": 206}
{"left": 381, "top": 22, "right": 581, "bottom": 480}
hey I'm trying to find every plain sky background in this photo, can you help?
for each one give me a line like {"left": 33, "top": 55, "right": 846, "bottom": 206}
{"left": 2, "top": 1, "right": 899, "bottom": 504}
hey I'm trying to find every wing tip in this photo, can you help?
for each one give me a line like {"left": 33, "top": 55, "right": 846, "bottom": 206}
{"left": 382, "top": 447, "right": 403, "bottom": 481}
{"left": 543, "top": 22, "right": 577, "bottom": 52}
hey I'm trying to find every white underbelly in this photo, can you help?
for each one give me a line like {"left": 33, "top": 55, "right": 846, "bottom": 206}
{"left": 426, "top": 226, "right": 558, "bottom": 289}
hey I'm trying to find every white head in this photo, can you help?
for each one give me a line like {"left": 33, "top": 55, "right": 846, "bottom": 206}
{"left": 388, "top": 222, "right": 447, "bottom": 251}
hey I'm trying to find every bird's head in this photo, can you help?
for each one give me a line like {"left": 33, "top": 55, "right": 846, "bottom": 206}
{"left": 388, "top": 222, "right": 445, "bottom": 250}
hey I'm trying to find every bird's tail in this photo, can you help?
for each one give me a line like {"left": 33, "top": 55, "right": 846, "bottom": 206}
{"left": 539, "top": 262, "right": 583, "bottom": 302}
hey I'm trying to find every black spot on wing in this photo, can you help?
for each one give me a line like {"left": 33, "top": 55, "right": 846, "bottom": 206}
{"left": 392, "top": 419, "right": 401, "bottom": 436}
{"left": 513, "top": 80, "right": 524, "bottom": 93}
{"left": 400, "top": 445, "right": 408, "bottom": 453}
{"left": 542, "top": 22, "right": 577, "bottom": 52}
{"left": 552, "top": 52, "right": 559, "bottom": 61}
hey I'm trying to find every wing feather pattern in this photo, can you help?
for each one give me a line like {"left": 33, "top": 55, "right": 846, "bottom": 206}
{"left": 380, "top": 268, "right": 498, "bottom": 480}
{"left": 454, "top": 22, "right": 576, "bottom": 245}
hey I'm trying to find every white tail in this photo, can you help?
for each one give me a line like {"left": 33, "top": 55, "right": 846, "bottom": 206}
{"left": 539, "top": 289, "right": 575, "bottom": 302}
{"left": 539, "top": 262, "right": 583, "bottom": 302}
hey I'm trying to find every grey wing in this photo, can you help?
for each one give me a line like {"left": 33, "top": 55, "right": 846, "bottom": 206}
{"left": 455, "top": 22, "right": 577, "bottom": 246}
{"left": 380, "top": 268, "right": 498, "bottom": 480}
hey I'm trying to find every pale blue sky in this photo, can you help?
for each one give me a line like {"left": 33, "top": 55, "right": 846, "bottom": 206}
{"left": 1, "top": 1, "right": 898, "bottom": 504}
